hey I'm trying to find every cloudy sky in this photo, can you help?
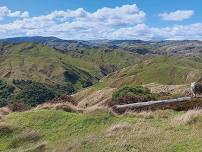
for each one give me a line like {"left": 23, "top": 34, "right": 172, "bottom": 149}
{"left": 0, "top": 0, "right": 201, "bottom": 40}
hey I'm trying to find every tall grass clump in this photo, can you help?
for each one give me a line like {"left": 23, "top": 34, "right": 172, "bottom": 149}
{"left": 9, "top": 129, "right": 41, "bottom": 148}
{"left": 174, "top": 109, "right": 202, "bottom": 125}
{"left": 0, "top": 123, "right": 13, "bottom": 135}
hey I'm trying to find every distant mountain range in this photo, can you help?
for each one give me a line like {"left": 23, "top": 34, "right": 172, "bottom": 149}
{"left": 1, "top": 36, "right": 202, "bottom": 56}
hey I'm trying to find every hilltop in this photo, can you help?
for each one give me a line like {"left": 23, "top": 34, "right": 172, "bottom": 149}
{"left": 2, "top": 37, "right": 202, "bottom": 56}
{"left": 97, "top": 56, "right": 202, "bottom": 88}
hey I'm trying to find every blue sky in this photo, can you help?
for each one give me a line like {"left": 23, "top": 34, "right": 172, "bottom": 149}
{"left": 0, "top": 0, "right": 202, "bottom": 40}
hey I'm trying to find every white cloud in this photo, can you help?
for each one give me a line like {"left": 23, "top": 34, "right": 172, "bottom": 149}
{"left": 91, "top": 4, "right": 145, "bottom": 25}
{"left": 110, "top": 23, "right": 202, "bottom": 40}
{"left": 0, "top": 5, "right": 201, "bottom": 40}
{"left": 0, "top": 6, "right": 29, "bottom": 20}
{"left": 0, "top": 4, "right": 146, "bottom": 39}
{"left": 159, "top": 10, "right": 194, "bottom": 21}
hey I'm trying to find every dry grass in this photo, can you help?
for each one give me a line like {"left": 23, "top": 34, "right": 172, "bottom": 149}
{"left": 0, "top": 107, "right": 11, "bottom": 116}
{"left": 108, "top": 122, "right": 132, "bottom": 132}
{"left": 7, "top": 102, "right": 31, "bottom": 112}
{"left": 71, "top": 87, "right": 96, "bottom": 102}
{"left": 24, "top": 142, "right": 47, "bottom": 152}
{"left": 55, "top": 103, "right": 82, "bottom": 113}
{"left": 36, "top": 102, "right": 82, "bottom": 113}
{"left": 73, "top": 87, "right": 115, "bottom": 108}
{"left": 83, "top": 105, "right": 112, "bottom": 114}
{"left": 103, "top": 122, "right": 163, "bottom": 152}
{"left": 36, "top": 103, "right": 54, "bottom": 110}
{"left": 9, "top": 129, "right": 41, "bottom": 148}
{"left": 35, "top": 87, "right": 115, "bottom": 114}
{"left": 0, "top": 123, "right": 13, "bottom": 135}
{"left": 174, "top": 108, "right": 202, "bottom": 125}
{"left": 144, "top": 83, "right": 189, "bottom": 96}
{"left": 125, "top": 111, "right": 155, "bottom": 119}
{"left": 124, "top": 110, "right": 171, "bottom": 120}
{"left": 106, "top": 122, "right": 133, "bottom": 137}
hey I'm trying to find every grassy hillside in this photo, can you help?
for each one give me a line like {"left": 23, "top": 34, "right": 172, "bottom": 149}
{"left": 67, "top": 48, "right": 141, "bottom": 75}
{"left": 1, "top": 38, "right": 202, "bottom": 152}
{"left": 0, "top": 109, "right": 202, "bottom": 151}
{"left": 97, "top": 56, "right": 202, "bottom": 88}
{"left": 0, "top": 42, "right": 140, "bottom": 86}
{"left": 0, "top": 42, "right": 100, "bottom": 87}
{"left": 0, "top": 42, "right": 141, "bottom": 107}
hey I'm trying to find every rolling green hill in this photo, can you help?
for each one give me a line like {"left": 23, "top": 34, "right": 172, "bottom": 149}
{"left": 0, "top": 42, "right": 140, "bottom": 85}
{"left": 0, "top": 42, "right": 140, "bottom": 107}
{"left": 67, "top": 48, "right": 141, "bottom": 75}
{"left": 97, "top": 56, "right": 202, "bottom": 88}
{"left": 0, "top": 42, "right": 100, "bottom": 86}
{"left": 1, "top": 39, "right": 202, "bottom": 107}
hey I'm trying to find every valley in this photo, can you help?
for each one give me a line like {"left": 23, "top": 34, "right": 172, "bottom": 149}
{"left": 0, "top": 37, "right": 202, "bottom": 152}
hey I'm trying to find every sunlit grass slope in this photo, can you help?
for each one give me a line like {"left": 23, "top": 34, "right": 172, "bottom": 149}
{"left": 0, "top": 42, "right": 100, "bottom": 89}
{"left": 97, "top": 56, "right": 202, "bottom": 88}
{"left": 0, "top": 109, "right": 202, "bottom": 152}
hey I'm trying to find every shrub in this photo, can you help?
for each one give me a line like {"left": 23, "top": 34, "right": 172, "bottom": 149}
{"left": 48, "top": 95, "right": 76, "bottom": 105}
{"left": 12, "top": 80, "right": 74, "bottom": 106}
{"left": 7, "top": 102, "right": 31, "bottom": 112}
{"left": 81, "top": 80, "right": 93, "bottom": 88}
{"left": 0, "top": 80, "right": 15, "bottom": 107}
{"left": 111, "top": 86, "right": 156, "bottom": 105}
{"left": 64, "top": 71, "right": 79, "bottom": 84}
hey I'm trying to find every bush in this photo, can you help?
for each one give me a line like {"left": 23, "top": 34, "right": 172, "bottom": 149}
{"left": 14, "top": 82, "right": 57, "bottom": 106}
{"left": 48, "top": 95, "right": 76, "bottom": 105}
{"left": 13, "top": 80, "right": 75, "bottom": 106}
{"left": 0, "top": 79, "right": 75, "bottom": 108}
{"left": 111, "top": 86, "right": 156, "bottom": 105}
{"left": 7, "top": 102, "right": 31, "bottom": 112}
{"left": 0, "top": 80, "right": 15, "bottom": 107}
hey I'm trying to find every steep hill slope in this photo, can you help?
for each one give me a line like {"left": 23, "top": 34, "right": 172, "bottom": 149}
{"left": 0, "top": 42, "right": 100, "bottom": 88}
{"left": 0, "top": 42, "right": 141, "bottom": 84}
{"left": 68, "top": 48, "right": 140, "bottom": 75}
{"left": 0, "top": 42, "right": 140, "bottom": 107}
{"left": 98, "top": 56, "right": 202, "bottom": 88}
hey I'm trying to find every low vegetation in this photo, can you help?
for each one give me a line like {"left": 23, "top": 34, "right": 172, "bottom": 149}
{"left": 0, "top": 79, "right": 75, "bottom": 108}
{"left": 0, "top": 80, "right": 15, "bottom": 107}
{"left": 0, "top": 109, "right": 202, "bottom": 151}
{"left": 13, "top": 80, "right": 74, "bottom": 106}
{"left": 174, "top": 109, "right": 202, "bottom": 125}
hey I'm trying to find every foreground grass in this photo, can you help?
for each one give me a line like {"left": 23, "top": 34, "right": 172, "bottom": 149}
{"left": 0, "top": 109, "right": 202, "bottom": 152}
